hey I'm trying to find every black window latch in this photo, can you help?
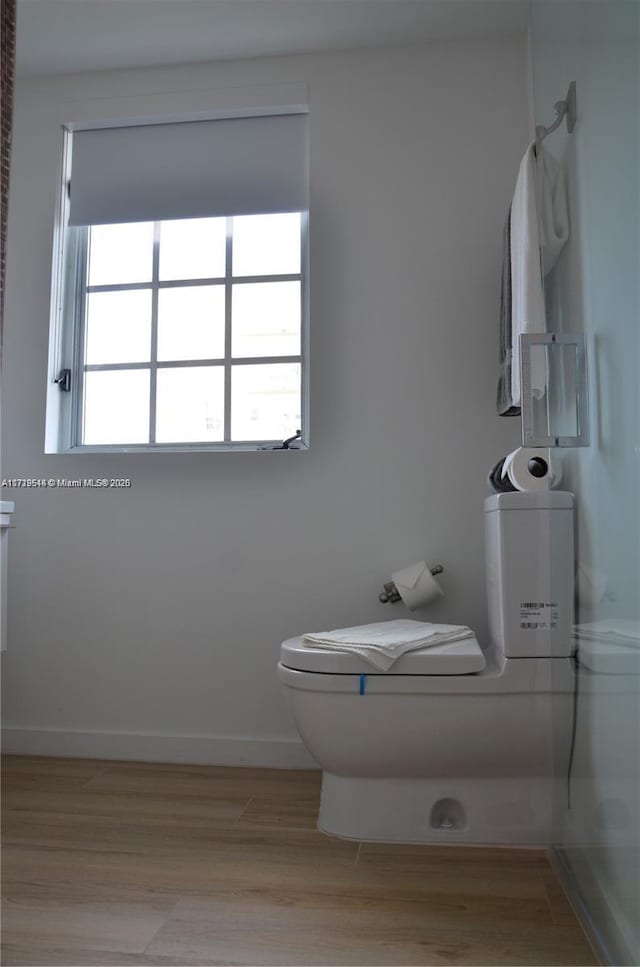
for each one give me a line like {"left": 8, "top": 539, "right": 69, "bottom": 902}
{"left": 54, "top": 369, "right": 71, "bottom": 392}
{"left": 279, "top": 429, "right": 302, "bottom": 449}
{"left": 260, "top": 429, "right": 302, "bottom": 450}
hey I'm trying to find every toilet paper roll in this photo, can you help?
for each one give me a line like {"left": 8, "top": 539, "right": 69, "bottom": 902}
{"left": 501, "top": 447, "right": 552, "bottom": 492}
{"left": 391, "top": 561, "right": 444, "bottom": 611}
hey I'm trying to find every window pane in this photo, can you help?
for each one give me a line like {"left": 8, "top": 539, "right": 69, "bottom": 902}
{"left": 232, "top": 281, "right": 301, "bottom": 358}
{"left": 156, "top": 367, "right": 224, "bottom": 443}
{"left": 85, "top": 290, "right": 151, "bottom": 365}
{"left": 157, "top": 285, "right": 225, "bottom": 361}
{"left": 231, "top": 363, "right": 301, "bottom": 442}
{"left": 83, "top": 369, "right": 150, "bottom": 445}
{"left": 88, "top": 222, "right": 153, "bottom": 286}
{"left": 232, "top": 213, "right": 301, "bottom": 277}
{"left": 159, "top": 217, "right": 226, "bottom": 281}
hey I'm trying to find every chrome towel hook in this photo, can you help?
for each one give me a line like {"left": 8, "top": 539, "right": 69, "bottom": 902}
{"left": 536, "top": 81, "right": 577, "bottom": 143}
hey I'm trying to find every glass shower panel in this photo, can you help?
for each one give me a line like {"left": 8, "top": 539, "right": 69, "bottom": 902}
{"left": 530, "top": 3, "right": 640, "bottom": 964}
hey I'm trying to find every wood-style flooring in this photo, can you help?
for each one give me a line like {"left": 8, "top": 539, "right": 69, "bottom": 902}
{"left": 1, "top": 756, "right": 597, "bottom": 966}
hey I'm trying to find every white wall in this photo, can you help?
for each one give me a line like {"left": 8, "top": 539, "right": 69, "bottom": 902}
{"left": 1, "top": 38, "right": 526, "bottom": 765}
{"left": 530, "top": 2, "right": 640, "bottom": 963}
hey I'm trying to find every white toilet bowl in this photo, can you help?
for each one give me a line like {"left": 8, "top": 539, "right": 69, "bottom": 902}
{"left": 278, "top": 491, "right": 576, "bottom": 845}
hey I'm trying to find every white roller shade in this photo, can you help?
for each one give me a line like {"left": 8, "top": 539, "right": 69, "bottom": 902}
{"left": 68, "top": 112, "right": 308, "bottom": 226}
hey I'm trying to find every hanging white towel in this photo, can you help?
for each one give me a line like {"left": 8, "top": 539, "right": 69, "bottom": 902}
{"left": 510, "top": 141, "right": 569, "bottom": 407}
{"left": 302, "top": 619, "right": 474, "bottom": 671}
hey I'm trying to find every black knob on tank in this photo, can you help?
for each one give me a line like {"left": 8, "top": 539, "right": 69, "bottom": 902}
{"left": 527, "top": 457, "right": 548, "bottom": 478}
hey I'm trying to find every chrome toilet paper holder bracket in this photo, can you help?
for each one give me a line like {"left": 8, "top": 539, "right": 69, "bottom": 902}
{"left": 379, "top": 565, "right": 443, "bottom": 604}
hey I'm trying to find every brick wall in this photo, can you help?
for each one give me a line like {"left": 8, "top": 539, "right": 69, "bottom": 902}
{"left": 1, "top": 0, "right": 16, "bottom": 338}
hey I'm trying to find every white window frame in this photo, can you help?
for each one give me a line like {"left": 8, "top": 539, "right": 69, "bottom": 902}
{"left": 45, "top": 85, "right": 310, "bottom": 454}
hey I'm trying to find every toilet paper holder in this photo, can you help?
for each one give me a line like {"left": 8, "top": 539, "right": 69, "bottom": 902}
{"left": 379, "top": 565, "right": 444, "bottom": 604}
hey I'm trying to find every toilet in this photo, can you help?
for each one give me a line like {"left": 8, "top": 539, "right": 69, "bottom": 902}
{"left": 278, "top": 491, "right": 576, "bottom": 845}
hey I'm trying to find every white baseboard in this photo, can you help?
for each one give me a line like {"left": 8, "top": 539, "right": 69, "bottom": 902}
{"left": 548, "top": 844, "right": 637, "bottom": 967}
{"left": 1, "top": 726, "right": 319, "bottom": 769}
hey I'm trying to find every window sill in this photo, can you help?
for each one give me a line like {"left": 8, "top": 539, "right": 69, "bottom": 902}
{"left": 59, "top": 442, "right": 309, "bottom": 454}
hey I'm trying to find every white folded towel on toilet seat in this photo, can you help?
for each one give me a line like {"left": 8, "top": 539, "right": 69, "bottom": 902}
{"left": 302, "top": 619, "right": 474, "bottom": 671}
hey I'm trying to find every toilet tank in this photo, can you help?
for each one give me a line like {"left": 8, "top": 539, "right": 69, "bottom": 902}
{"left": 484, "top": 491, "right": 574, "bottom": 658}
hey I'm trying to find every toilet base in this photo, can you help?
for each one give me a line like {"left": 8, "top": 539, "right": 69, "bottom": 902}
{"left": 318, "top": 773, "right": 553, "bottom": 845}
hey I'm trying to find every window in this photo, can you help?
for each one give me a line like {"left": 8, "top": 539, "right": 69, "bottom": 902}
{"left": 77, "top": 212, "right": 303, "bottom": 447}
{"left": 49, "top": 110, "right": 308, "bottom": 451}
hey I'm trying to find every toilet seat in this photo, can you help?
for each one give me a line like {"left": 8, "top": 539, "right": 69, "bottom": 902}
{"left": 280, "top": 635, "right": 486, "bottom": 675}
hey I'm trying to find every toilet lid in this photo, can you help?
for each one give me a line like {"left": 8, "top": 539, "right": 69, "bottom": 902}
{"left": 280, "top": 636, "right": 486, "bottom": 675}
